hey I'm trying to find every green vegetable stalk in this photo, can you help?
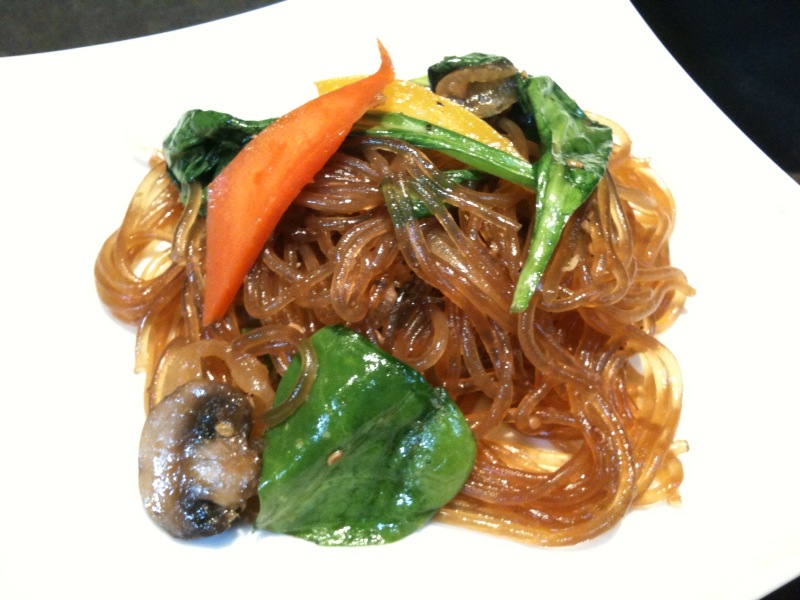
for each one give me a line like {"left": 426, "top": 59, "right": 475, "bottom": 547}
{"left": 509, "top": 76, "right": 613, "bottom": 312}
{"left": 352, "top": 111, "right": 537, "bottom": 189}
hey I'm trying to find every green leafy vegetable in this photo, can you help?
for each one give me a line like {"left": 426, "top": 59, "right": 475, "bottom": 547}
{"left": 510, "top": 76, "right": 613, "bottom": 312}
{"left": 162, "top": 109, "right": 275, "bottom": 188}
{"left": 256, "top": 325, "right": 476, "bottom": 546}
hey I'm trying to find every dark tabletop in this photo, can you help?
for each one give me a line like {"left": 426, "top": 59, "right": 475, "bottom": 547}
{"left": 1, "top": 1, "right": 798, "bottom": 597}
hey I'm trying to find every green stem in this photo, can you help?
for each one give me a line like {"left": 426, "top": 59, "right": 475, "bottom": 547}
{"left": 353, "top": 111, "right": 537, "bottom": 189}
{"left": 509, "top": 76, "right": 612, "bottom": 312}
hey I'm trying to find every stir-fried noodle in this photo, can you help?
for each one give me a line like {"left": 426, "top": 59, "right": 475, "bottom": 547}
{"left": 95, "top": 120, "right": 693, "bottom": 546}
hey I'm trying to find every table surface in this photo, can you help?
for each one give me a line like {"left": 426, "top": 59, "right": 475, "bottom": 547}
{"left": 2, "top": 1, "right": 798, "bottom": 598}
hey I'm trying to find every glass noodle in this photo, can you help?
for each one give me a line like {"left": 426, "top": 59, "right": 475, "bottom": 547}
{"left": 95, "top": 116, "right": 694, "bottom": 546}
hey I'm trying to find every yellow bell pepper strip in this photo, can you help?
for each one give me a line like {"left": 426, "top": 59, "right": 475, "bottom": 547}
{"left": 316, "top": 76, "right": 522, "bottom": 158}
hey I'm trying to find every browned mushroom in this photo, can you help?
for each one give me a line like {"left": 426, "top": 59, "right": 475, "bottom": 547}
{"left": 138, "top": 380, "right": 261, "bottom": 539}
{"left": 433, "top": 58, "right": 519, "bottom": 118}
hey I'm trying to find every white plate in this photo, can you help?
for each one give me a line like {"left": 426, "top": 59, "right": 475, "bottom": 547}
{"left": 2, "top": 1, "right": 798, "bottom": 598}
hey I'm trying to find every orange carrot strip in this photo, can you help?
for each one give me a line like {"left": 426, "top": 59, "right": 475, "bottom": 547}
{"left": 203, "top": 41, "right": 394, "bottom": 326}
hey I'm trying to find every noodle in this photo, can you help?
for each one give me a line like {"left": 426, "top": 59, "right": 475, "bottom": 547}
{"left": 95, "top": 116, "right": 693, "bottom": 546}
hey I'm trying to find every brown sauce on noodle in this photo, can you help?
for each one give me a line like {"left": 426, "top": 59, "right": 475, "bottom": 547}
{"left": 95, "top": 118, "right": 693, "bottom": 546}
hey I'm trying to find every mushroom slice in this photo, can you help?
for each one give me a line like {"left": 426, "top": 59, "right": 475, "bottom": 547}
{"left": 429, "top": 53, "right": 520, "bottom": 118}
{"left": 138, "top": 380, "right": 260, "bottom": 539}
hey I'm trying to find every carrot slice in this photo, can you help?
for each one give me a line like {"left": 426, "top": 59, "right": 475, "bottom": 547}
{"left": 203, "top": 42, "right": 395, "bottom": 326}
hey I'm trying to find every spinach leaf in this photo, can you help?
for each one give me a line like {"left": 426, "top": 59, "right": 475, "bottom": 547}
{"left": 256, "top": 325, "right": 476, "bottom": 546}
{"left": 162, "top": 109, "right": 275, "bottom": 187}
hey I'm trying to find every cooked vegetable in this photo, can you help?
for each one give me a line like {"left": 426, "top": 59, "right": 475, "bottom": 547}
{"left": 256, "top": 326, "right": 476, "bottom": 546}
{"left": 510, "top": 75, "right": 613, "bottom": 312}
{"left": 407, "top": 169, "right": 485, "bottom": 218}
{"left": 316, "top": 76, "right": 521, "bottom": 156}
{"left": 160, "top": 50, "right": 610, "bottom": 319}
{"left": 427, "top": 52, "right": 520, "bottom": 118}
{"left": 161, "top": 108, "right": 534, "bottom": 210}
{"left": 138, "top": 380, "right": 260, "bottom": 539}
{"left": 163, "top": 109, "right": 275, "bottom": 190}
{"left": 201, "top": 41, "right": 394, "bottom": 326}
{"left": 162, "top": 68, "right": 527, "bottom": 216}
{"left": 352, "top": 111, "right": 536, "bottom": 189}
